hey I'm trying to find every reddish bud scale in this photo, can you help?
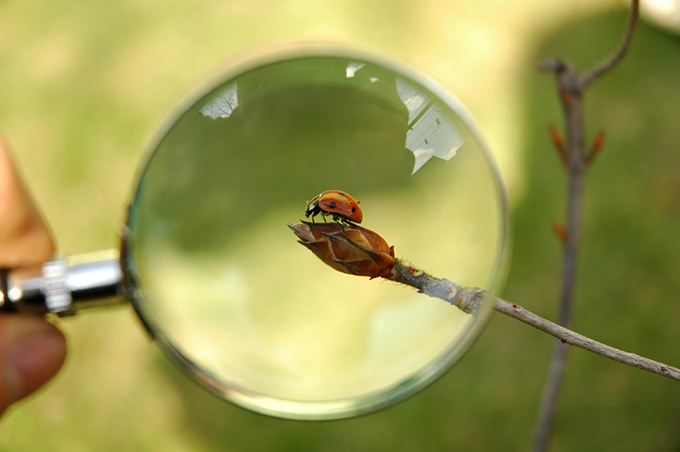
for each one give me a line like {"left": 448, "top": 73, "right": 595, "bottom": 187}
{"left": 548, "top": 123, "right": 569, "bottom": 167}
{"left": 289, "top": 221, "right": 395, "bottom": 279}
{"left": 591, "top": 131, "right": 605, "bottom": 152}
{"left": 561, "top": 90, "right": 573, "bottom": 105}
{"left": 553, "top": 221, "right": 569, "bottom": 244}
{"left": 549, "top": 123, "right": 565, "bottom": 152}
{"left": 586, "top": 131, "right": 605, "bottom": 166}
{"left": 590, "top": 130, "right": 604, "bottom": 155}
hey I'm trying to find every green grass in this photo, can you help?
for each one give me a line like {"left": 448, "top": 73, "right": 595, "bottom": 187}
{"left": 1, "top": 1, "right": 679, "bottom": 451}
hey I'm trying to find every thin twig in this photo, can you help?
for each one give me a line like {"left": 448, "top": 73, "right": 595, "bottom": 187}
{"left": 533, "top": 2, "right": 640, "bottom": 450}
{"left": 493, "top": 299, "right": 680, "bottom": 380}
{"left": 387, "top": 259, "right": 680, "bottom": 382}
{"left": 579, "top": 0, "right": 640, "bottom": 89}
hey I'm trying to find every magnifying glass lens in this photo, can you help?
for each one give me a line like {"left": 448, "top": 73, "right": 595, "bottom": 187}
{"left": 123, "top": 45, "right": 508, "bottom": 420}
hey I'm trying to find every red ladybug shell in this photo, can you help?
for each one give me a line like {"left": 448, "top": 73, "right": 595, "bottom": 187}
{"left": 305, "top": 190, "right": 363, "bottom": 224}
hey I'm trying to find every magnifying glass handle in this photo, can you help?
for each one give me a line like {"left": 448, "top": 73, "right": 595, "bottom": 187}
{"left": 0, "top": 251, "right": 125, "bottom": 317}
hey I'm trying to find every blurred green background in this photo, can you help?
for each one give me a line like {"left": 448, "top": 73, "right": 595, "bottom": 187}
{"left": 1, "top": 0, "right": 679, "bottom": 450}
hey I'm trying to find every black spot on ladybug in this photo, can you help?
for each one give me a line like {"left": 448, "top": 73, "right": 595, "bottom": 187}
{"left": 329, "top": 201, "right": 337, "bottom": 208}
{"left": 351, "top": 207, "right": 356, "bottom": 213}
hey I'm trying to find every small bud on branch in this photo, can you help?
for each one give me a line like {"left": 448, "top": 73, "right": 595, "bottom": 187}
{"left": 553, "top": 221, "right": 569, "bottom": 245}
{"left": 560, "top": 89, "right": 574, "bottom": 106}
{"left": 288, "top": 221, "right": 394, "bottom": 279}
{"left": 548, "top": 123, "right": 568, "bottom": 167}
{"left": 586, "top": 130, "right": 605, "bottom": 166}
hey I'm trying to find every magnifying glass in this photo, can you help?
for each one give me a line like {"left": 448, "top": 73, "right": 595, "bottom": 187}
{"left": 0, "top": 41, "right": 509, "bottom": 420}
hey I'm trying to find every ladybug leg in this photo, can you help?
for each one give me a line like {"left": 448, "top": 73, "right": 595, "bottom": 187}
{"left": 307, "top": 207, "right": 319, "bottom": 227}
{"left": 333, "top": 214, "right": 347, "bottom": 231}
{"left": 342, "top": 217, "right": 359, "bottom": 230}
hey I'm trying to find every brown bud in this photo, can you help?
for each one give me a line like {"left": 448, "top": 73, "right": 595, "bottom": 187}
{"left": 553, "top": 221, "right": 569, "bottom": 245}
{"left": 548, "top": 123, "right": 565, "bottom": 152}
{"left": 591, "top": 130, "right": 604, "bottom": 152}
{"left": 288, "top": 221, "right": 395, "bottom": 279}
{"left": 586, "top": 130, "right": 605, "bottom": 166}
{"left": 548, "top": 123, "right": 568, "bottom": 167}
{"left": 561, "top": 89, "right": 573, "bottom": 105}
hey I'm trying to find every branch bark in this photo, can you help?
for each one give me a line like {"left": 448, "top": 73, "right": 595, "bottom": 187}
{"left": 493, "top": 299, "right": 680, "bottom": 381}
{"left": 388, "top": 258, "right": 680, "bottom": 382}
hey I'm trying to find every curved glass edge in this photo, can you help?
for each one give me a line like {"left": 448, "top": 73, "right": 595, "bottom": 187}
{"left": 121, "top": 39, "right": 513, "bottom": 420}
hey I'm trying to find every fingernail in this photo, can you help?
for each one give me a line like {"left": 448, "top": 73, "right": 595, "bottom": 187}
{"left": 6, "top": 326, "right": 66, "bottom": 404}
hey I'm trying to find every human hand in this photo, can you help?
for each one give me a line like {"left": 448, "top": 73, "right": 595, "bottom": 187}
{"left": 0, "top": 135, "right": 67, "bottom": 415}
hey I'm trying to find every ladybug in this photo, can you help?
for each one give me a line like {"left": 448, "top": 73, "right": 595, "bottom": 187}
{"left": 305, "top": 190, "right": 363, "bottom": 225}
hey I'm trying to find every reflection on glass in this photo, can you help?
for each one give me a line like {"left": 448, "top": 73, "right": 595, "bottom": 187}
{"left": 124, "top": 48, "right": 506, "bottom": 419}
{"left": 398, "top": 78, "right": 464, "bottom": 175}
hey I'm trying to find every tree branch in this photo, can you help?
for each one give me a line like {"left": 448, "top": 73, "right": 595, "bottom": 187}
{"left": 533, "top": 2, "right": 640, "bottom": 450}
{"left": 493, "top": 299, "right": 680, "bottom": 381}
{"left": 387, "top": 258, "right": 680, "bottom": 382}
{"left": 291, "top": 221, "right": 680, "bottom": 382}
{"left": 579, "top": 0, "right": 640, "bottom": 89}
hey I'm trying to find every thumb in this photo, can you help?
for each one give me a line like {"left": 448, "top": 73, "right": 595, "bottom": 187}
{"left": 0, "top": 135, "right": 66, "bottom": 415}
{"left": 0, "top": 315, "right": 67, "bottom": 412}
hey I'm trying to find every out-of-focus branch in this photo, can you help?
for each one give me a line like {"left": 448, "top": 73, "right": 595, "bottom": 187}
{"left": 533, "top": 2, "right": 640, "bottom": 451}
{"left": 579, "top": 0, "right": 640, "bottom": 89}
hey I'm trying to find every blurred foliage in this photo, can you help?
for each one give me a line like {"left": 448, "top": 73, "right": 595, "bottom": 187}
{"left": 1, "top": 0, "right": 679, "bottom": 451}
